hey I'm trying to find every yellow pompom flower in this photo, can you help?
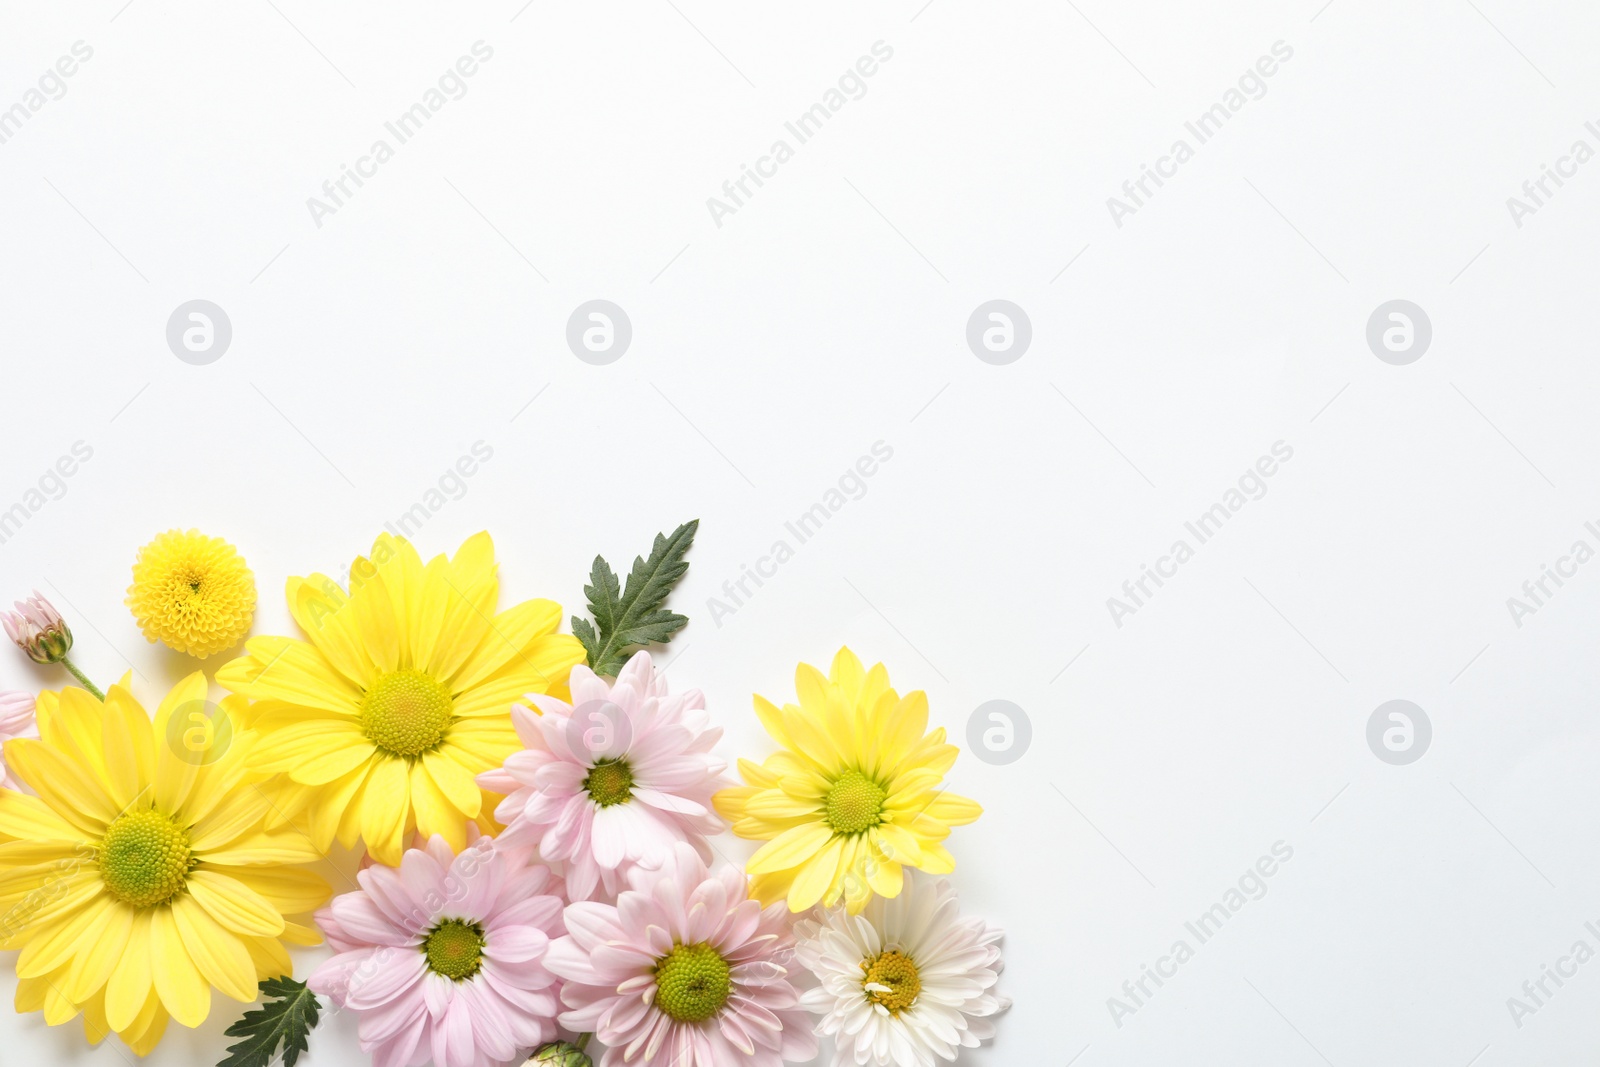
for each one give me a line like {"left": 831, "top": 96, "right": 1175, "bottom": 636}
{"left": 127, "top": 529, "right": 257, "bottom": 658}
{"left": 713, "top": 648, "right": 983, "bottom": 914}
{"left": 0, "top": 674, "right": 329, "bottom": 1056}
{"left": 216, "top": 532, "right": 586, "bottom": 866}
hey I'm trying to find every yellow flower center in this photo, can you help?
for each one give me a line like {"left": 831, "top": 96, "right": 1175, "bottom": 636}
{"left": 653, "top": 942, "right": 732, "bottom": 1023}
{"left": 862, "top": 949, "right": 921, "bottom": 1014}
{"left": 824, "top": 768, "right": 887, "bottom": 834}
{"left": 423, "top": 918, "right": 486, "bottom": 980}
{"left": 359, "top": 669, "right": 454, "bottom": 758}
{"left": 98, "top": 810, "right": 193, "bottom": 908}
{"left": 582, "top": 758, "right": 634, "bottom": 807}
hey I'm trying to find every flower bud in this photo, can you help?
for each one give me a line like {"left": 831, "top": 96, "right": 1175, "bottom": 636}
{"left": 528, "top": 1042, "right": 593, "bottom": 1067}
{"left": 3, "top": 591, "right": 73, "bottom": 664}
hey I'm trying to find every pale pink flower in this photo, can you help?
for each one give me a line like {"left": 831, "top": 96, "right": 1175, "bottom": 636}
{"left": 478, "top": 651, "right": 728, "bottom": 901}
{"left": 0, "top": 691, "right": 37, "bottom": 791}
{"left": 544, "top": 842, "right": 817, "bottom": 1067}
{"left": 308, "top": 836, "right": 566, "bottom": 1067}
{"left": 2, "top": 591, "right": 71, "bottom": 664}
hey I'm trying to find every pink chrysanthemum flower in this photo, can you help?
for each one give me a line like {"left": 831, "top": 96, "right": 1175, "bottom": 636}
{"left": 478, "top": 651, "right": 728, "bottom": 901}
{"left": 545, "top": 842, "right": 818, "bottom": 1067}
{"left": 308, "top": 836, "right": 566, "bottom": 1067}
{"left": 0, "top": 690, "right": 36, "bottom": 790}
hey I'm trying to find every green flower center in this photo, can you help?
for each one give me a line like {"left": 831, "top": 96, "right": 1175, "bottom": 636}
{"left": 98, "top": 810, "right": 193, "bottom": 908}
{"left": 823, "top": 769, "right": 887, "bottom": 834}
{"left": 653, "top": 942, "right": 732, "bottom": 1023}
{"left": 582, "top": 757, "right": 635, "bottom": 807}
{"left": 862, "top": 949, "right": 921, "bottom": 1014}
{"left": 359, "top": 669, "right": 454, "bottom": 758}
{"left": 423, "top": 918, "right": 486, "bottom": 980}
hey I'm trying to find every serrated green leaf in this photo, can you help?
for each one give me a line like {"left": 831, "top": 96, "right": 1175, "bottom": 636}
{"left": 219, "top": 976, "right": 321, "bottom": 1067}
{"left": 577, "top": 520, "right": 698, "bottom": 676}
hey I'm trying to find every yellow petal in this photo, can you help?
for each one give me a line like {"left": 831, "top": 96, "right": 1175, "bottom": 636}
{"left": 778, "top": 704, "right": 842, "bottom": 775}
{"left": 422, "top": 749, "right": 481, "bottom": 817}
{"left": 222, "top": 867, "right": 330, "bottom": 917}
{"left": 408, "top": 766, "right": 468, "bottom": 853}
{"left": 745, "top": 822, "right": 834, "bottom": 875}
{"left": 287, "top": 574, "right": 374, "bottom": 687}
{"left": 280, "top": 919, "right": 322, "bottom": 946}
{"left": 200, "top": 828, "right": 325, "bottom": 866}
{"left": 122, "top": 989, "right": 168, "bottom": 1056}
{"left": 449, "top": 599, "right": 564, "bottom": 692}
{"left": 101, "top": 687, "right": 154, "bottom": 811}
{"left": 0, "top": 789, "right": 85, "bottom": 842}
{"left": 189, "top": 788, "right": 275, "bottom": 852}
{"left": 752, "top": 695, "right": 792, "bottom": 749}
{"left": 150, "top": 905, "right": 210, "bottom": 1027}
{"left": 358, "top": 757, "right": 410, "bottom": 865}
{"left": 786, "top": 835, "right": 843, "bottom": 911}
{"left": 426, "top": 537, "right": 499, "bottom": 681}
{"left": 918, "top": 791, "right": 982, "bottom": 826}
{"left": 216, "top": 636, "right": 361, "bottom": 716}
{"left": 44, "top": 687, "right": 110, "bottom": 785}
{"left": 15, "top": 974, "right": 50, "bottom": 1012}
{"left": 309, "top": 761, "right": 372, "bottom": 851}
{"left": 17, "top": 894, "right": 111, "bottom": 978}
{"left": 151, "top": 675, "right": 212, "bottom": 817}
{"left": 43, "top": 971, "right": 82, "bottom": 1024}
{"left": 244, "top": 934, "right": 292, "bottom": 980}
{"left": 172, "top": 894, "right": 257, "bottom": 1001}
{"left": 65, "top": 901, "right": 135, "bottom": 1003}
{"left": 406, "top": 555, "right": 454, "bottom": 681}
{"left": 793, "top": 662, "right": 831, "bottom": 717}
{"left": 3, "top": 739, "right": 118, "bottom": 832}
{"left": 443, "top": 719, "right": 519, "bottom": 769}
{"left": 829, "top": 647, "right": 867, "bottom": 698}
{"left": 348, "top": 554, "right": 401, "bottom": 673}
{"left": 105, "top": 910, "right": 152, "bottom": 1031}
{"left": 187, "top": 869, "right": 287, "bottom": 936}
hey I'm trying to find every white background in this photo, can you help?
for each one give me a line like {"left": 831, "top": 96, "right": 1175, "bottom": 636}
{"left": 2, "top": 0, "right": 1599, "bottom": 1064}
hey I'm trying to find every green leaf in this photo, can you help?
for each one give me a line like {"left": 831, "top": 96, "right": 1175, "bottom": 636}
{"left": 573, "top": 519, "right": 698, "bottom": 676}
{"left": 219, "top": 976, "right": 321, "bottom": 1067}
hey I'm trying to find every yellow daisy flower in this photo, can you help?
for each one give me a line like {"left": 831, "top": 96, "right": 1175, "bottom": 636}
{"left": 127, "top": 529, "right": 257, "bottom": 658}
{"left": 713, "top": 648, "right": 982, "bottom": 914}
{"left": 216, "top": 532, "right": 585, "bottom": 866}
{"left": 0, "top": 675, "right": 329, "bottom": 1056}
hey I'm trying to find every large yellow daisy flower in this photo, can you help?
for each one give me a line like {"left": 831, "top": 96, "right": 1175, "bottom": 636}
{"left": 0, "top": 675, "right": 328, "bottom": 1056}
{"left": 713, "top": 648, "right": 982, "bottom": 914}
{"left": 216, "top": 532, "right": 585, "bottom": 865}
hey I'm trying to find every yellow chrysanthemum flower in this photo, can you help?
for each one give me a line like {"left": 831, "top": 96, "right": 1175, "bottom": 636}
{"left": 127, "top": 529, "right": 256, "bottom": 658}
{"left": 713, "top": 648, "right": 982, "bottom": 914}
{"left": 0, "top": 675, "right": 329, "bottom": 1056}
{"left": 216, "top": 532, "right": 585, "bottom": 866}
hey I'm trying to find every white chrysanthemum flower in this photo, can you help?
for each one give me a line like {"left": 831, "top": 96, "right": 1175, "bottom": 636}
{"left": 795, "top": 874, "right": 1008, "bottom": 1067}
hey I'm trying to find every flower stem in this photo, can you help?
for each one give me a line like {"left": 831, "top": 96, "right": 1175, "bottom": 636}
{"left": 61, "top": 657, "right": 105, "bottom": 700}
{"left": 575, "top": 1034, "right": 591, "bottom": 1051}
